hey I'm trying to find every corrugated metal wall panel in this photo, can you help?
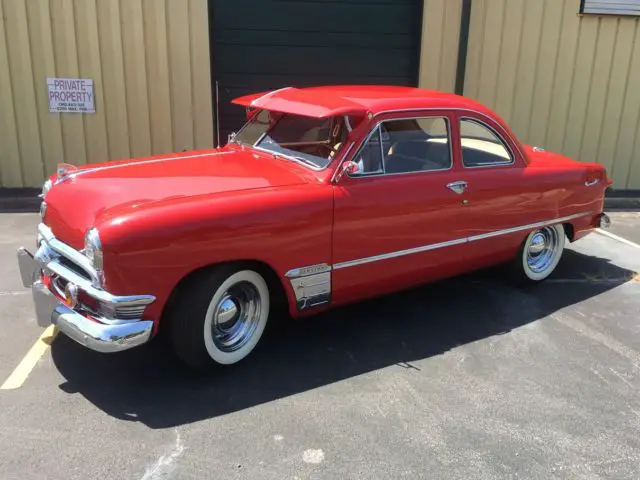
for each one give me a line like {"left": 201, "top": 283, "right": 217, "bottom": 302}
{"left": 0, "top": 0, "right": 213, "bottom": 188}
{"left": 0, "top": 0, "right": 25, "bottom": 187}
{"left": 5, "top": 0, "right": 44, "bottom": 187}
{"left": 3, "top": 0, "right": 639, "bottom": 190}
{"left": 418, "top": 0, "right": 462, "bottom": 92}
{"left": 464, "top": 0, "right": 640, "bottom": 189}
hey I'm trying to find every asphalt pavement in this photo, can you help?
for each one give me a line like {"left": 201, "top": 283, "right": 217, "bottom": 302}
{"left": 0, "top": 212, "right": 639, "bottom": 480}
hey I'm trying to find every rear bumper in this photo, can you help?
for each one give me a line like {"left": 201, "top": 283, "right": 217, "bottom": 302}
{"left": 598, "top": 213, "right": 611, "bottom": 229}
{"left": 18, "top": 247, "right": 153, "bottom": 353}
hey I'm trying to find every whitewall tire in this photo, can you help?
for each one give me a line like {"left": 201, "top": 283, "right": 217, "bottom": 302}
{"left": 168, "top": 266, "right": 271, "bottom": 369}
{"left": 202, "top": 270, "right": 269, "bottom": 365}
{"left": 517, "top": 224, "right": 565, "bottom": 282}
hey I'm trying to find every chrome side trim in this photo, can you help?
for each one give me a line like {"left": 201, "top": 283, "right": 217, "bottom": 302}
{"left": 285, "top": 263, "right": 331, "bottom": 278}
{"left": 334, "top": 237, "right": 468, "bottom": 270}
{"left": 333, "top": 212, "right": 592, "bottom": 270}
{"left": 285, "top": 263, "right": 331, "bottom": 310}
{"left": 466, "top": 212, "right": 588, "bottom": 242}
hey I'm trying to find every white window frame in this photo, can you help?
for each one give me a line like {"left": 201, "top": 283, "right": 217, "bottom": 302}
{"left": 581, "top": 0, "right": 640, "bottom": 16}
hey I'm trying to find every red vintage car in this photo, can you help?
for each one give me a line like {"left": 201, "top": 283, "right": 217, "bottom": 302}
{"left": 17, "top": 86, "right": 612, "bottom": 368}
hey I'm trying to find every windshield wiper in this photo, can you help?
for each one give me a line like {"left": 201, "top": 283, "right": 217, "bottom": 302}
{"left": 290, "top": 155, "right": 319, "bottom": 167}
{"left": 270, "top": 151, "right": 318, "bottom": 168}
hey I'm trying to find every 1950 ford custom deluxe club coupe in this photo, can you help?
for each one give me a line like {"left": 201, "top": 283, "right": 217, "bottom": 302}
{"left": 17, "top": 86, "right": 612, "bottom": 369}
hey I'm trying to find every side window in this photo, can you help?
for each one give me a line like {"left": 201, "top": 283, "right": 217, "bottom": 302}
{"left": 460, "top": 118, "right": 513, "bottom": 167}
{"left": 381, "top": 117, "right": 451, "bottom": 174}
{"left": 354, "top": 127, "right": 384, "bottom": 174}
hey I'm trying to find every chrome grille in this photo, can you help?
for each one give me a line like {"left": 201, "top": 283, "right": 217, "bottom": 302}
{"left": 37, "top": 223, "right": 101, "bottom": 287}
{"left": 51, "top": 275, "right": 68, "bottom": 298}
{"left": 35, "top": 222, "right": 156, "bottom": 323}
{"left": 57, "top": 255, "right": 92, "bottom": 281}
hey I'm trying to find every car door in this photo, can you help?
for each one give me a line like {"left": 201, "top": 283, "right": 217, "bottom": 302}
{"left": 450, "top": 112, "right": 554, "bottom": 269}
{"left": 331, "top": 112, "right": 472, "bottom": 305}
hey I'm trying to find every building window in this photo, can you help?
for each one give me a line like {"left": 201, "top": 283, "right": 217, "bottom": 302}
{"left": 581, "top": 0, "right": 640, "bottom": 16}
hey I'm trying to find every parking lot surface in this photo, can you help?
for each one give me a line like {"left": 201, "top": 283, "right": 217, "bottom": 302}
{"left": 0, "top": 212, "right": 639, "bottom": 480}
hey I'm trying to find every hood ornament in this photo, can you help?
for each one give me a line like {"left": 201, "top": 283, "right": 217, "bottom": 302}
{"left": 55, "top": 163, "right": 78, "bottom": 184}
{"left": 532, "top": 146, "right": 545, "bottom": 152}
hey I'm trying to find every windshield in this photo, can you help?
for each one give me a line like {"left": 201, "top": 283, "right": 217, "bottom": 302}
{"left": 233, "top": 109, "right": 349, "bottom": 169}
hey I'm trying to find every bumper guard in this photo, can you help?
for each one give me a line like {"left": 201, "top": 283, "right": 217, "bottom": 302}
{"left": 17, "top": 247, "right": 154, "bottom": 353}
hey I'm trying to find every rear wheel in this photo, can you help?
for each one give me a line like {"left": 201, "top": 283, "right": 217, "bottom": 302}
{"left": 168, "top": 266, "right": 270, "bottom": 369}
{"left": 513, "top": 224, "right": 565, "bottom": 283}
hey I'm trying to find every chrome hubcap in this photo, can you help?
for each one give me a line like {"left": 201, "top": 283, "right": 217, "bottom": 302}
{"left": 212, "top": 282, "right": 261, "bottom": 353}
{"left": 526, "top": 227, "right": 559, "bottom": 273}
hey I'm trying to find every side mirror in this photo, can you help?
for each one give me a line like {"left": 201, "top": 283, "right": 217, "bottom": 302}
{"left": 335, "top": 160, "right": 360, "bottom": 182}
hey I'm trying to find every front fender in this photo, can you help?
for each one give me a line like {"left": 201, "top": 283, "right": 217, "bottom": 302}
{"left": 97, "top": 185, "right": 334, "bottom": 325}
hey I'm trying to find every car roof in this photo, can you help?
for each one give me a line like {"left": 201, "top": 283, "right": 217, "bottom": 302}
{"left": 232, "top": 85, "right": 492, "bottom": 118}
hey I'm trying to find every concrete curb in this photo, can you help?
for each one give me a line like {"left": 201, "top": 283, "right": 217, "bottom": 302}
{"left": 0, "top": 196, "right": 41, "bottom": 213}
{"left": 604, "top": 197, "right": 640, "bottom": 210}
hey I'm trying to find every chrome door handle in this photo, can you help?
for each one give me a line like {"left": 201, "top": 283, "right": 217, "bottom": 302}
{"left": 447, "top": 181, "right": 468, "bottom": 194}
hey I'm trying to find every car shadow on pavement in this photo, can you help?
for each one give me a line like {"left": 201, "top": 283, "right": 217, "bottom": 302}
{"left": 51, "top": 249, "right": 636, "bottom": 429}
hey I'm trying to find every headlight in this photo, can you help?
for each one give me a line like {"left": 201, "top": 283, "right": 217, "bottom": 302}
{"left": 39, "top": 179, "right": 52, "bottom": 198}
{"left": 84, "top": 228, "right": 103, "bottom": 271}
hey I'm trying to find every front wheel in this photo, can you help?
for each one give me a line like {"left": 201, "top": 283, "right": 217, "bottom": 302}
{"left": 513, "top": 224, "right": 565, "bottom": 283}
{"left": 168, "top": 266, "right": 270, "bottom": 369}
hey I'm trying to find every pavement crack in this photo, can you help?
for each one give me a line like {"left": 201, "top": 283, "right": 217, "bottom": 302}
{"left": 140, "top": 429, "right": 186, "bottom": 480}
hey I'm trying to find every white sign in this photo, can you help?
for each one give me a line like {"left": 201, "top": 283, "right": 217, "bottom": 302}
{"left": 47, "top": 77, "right": 95, "bottom": 113}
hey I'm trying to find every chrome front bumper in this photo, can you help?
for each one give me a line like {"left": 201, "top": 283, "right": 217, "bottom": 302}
{"left": 17, "top": 247, "right": 153, "bottom": 353}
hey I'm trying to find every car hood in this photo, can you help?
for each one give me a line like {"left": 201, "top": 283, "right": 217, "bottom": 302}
{"left": 43, "top": 147, "right": 311, "bottom": 248}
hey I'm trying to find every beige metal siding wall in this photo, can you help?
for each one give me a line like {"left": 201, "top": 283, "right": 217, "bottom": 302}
{"left": 0, "top": 0, "right": 213, "bottom": 188}
{"left": 464, "top": 0, "right": 640, "bottom": 189}
{"left": 418, "top": 0, "right": 462, "bottom": 92}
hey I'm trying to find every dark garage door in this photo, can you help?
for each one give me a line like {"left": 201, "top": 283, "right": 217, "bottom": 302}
{"left": 209, "top": 0, "right": 423, "bottom": 142}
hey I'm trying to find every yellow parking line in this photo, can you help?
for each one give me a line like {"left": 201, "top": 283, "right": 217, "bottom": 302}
{"left": 0, "top": 326, "right": 58, "bottom": 390}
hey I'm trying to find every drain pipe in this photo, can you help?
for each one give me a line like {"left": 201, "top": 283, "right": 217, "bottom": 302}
{"left": 455, "top": 0, "right": 473, "bottom": 96}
